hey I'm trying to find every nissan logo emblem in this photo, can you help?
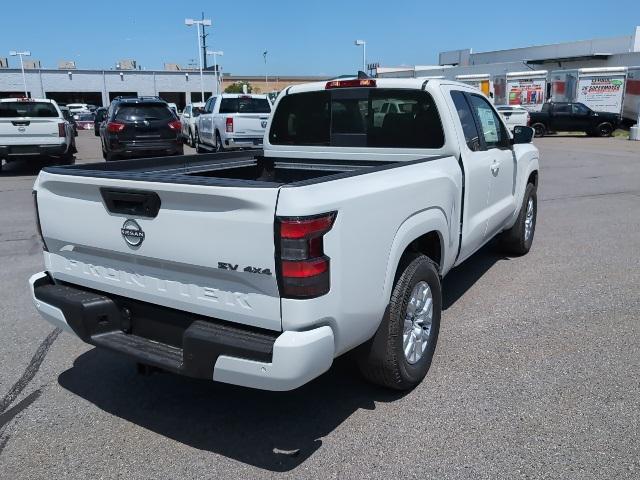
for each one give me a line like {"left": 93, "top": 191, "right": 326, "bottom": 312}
{"left": 121, "top": 219, "right": 145, "bottom": 247}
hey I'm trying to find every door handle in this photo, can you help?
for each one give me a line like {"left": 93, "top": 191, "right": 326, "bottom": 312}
{"left": 490, "top": 161, "right": 500, "bottom": 176}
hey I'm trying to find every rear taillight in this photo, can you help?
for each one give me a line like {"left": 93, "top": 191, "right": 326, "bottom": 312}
{"left": 325, "top": 79, "right": 376, "bottom": 89}
{"left": 32, "top": 191, "right": 48, "bottom": 252}
{"left": 226, "top": 117, "right": 234, "bottom": 133}
{"left": 58, "top": 122, "right": 65, "bottom": 137}
{"left": 107, "top": 121, "right": 125, "bottom": 133}
{"left": 276, "top": 212, "right": 336, "bottom": 299}
{"left": 168, "top": 119, "right": 181, "bottom": 131}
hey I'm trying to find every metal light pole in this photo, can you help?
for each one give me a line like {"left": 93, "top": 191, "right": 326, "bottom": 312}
{"left": 263, "top": 51, "right": 269, "bottom": 91}
{"left": 206, "top": 50, "right": 224, "bottom": 95}
{"left": 10, "top": 50, "right": 31, "bottom": 97}
{"left": 354, "top": 40, "right": 366, "bottom": 73}
{"left": 185, "top": 18, "right": 211, "bottom": 102}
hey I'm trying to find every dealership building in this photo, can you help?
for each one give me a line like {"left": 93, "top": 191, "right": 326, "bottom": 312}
{"left": 376, "top": 26, "right": 640, "bottom": 121}
{"left": 0, "top": 59, "right": 327, "bottom": 109}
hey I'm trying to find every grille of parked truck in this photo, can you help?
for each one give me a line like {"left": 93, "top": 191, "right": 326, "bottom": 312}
{"left": 29, "top": 77, "right": 539, "bottom": 391}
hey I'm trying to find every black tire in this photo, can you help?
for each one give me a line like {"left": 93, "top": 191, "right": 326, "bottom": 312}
{"left": 189, "top": 128, "right": 195, "bottom": 147}
{"left": 596, "top": 122, "right": 613, "bottom": 137}
{"left": 532, "top": 123, "right": 546, "bottom": 137}
{"left": 195, "top": 128, "right": 205, "bottom": 154}
{"left": 215, "top": 131, "right": 225, "bottom": 152}
{"left": 357, "top": 254, "right": 441, "bottom": 390}
{"left": 499, "top": 182, "right": 537, "bottom": 256}
{"left": 105, "top": 151, "right": 120, "bottom": 162}
{"left": 60, "top": 150, "right": 75, "bottom": 165}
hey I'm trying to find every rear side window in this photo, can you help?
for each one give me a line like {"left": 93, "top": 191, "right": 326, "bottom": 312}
{"left": 0, "top": 101, "right": 58, "bottom": 118}
{"left": 114, "top": 104, "right": 174, "bottom": 121}
{"left": 450, "top": 91, "right": 481, "bottom": 151}
{"left": 219, "top": 97, "right": 271, "bottom": 114}
{"left": 554, "top": 103, "right": 571, "bottom": 114}
{"left": 269, "top": 88, "right": 445, "bottom": 149}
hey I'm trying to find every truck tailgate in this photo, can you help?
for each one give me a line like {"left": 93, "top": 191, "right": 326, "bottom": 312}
{"left": 0, "top": 118, "right": 62, "bottom": 145}
{"left": 36, "top": 172, "right": 282, "bottom": 331}
{"left": 230, "top": 114, "right": 269, "bottom": 137}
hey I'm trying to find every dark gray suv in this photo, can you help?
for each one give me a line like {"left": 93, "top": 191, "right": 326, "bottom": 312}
{"left": 100, "top": 97, "right": 183, "bottom": 161}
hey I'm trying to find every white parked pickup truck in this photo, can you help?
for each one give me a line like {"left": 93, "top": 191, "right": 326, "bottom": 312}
{"left": 0, "top": 98, "right": 76, "bottom": 171}
{"left": 29, "top": 78, "right": 539, "bottom": 391}
{"left": 195, "top": 93, "right": 271, "bottom": 152}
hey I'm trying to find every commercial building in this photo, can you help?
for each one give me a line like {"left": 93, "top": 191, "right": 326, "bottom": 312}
{"left": 0, "top": 63, "right": 327, "bottom": 109}
{"left": 376, "top": 26, "right": 640, "bottom": 121}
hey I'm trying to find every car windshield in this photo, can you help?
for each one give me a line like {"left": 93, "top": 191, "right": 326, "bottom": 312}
{"left": 114, "top": 104, "right": 174, "bottom": 121}
{"left": 219, "top": 97, "right": 271, "bottom": 114}
{"left": 269, "top": 88, "right": 445, "bottom": 148}
{"left": 0, "top": 101, "right": 59, "bottom": 118}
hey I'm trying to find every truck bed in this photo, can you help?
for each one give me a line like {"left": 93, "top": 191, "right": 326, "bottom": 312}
{"left": 42, "top": 149, "right": 404, "bottom": 187}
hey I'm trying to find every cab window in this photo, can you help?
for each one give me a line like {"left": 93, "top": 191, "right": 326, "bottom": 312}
{"left": 468, "top": 94, "right": 509, "bottom": 149}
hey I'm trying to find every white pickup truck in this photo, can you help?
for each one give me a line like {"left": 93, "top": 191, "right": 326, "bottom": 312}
{"left": 194, "top": 93, "right": 271, "bottom": 152}
{"left": 29, "top": 78, "right": 539, "bottom": 391}
{"left": 0, "top": 98, "right": 76, "bottom": 171}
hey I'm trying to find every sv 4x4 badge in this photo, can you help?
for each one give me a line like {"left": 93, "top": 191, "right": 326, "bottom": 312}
{"left": 218, "top": 262, "right": 272, "bottom": 276}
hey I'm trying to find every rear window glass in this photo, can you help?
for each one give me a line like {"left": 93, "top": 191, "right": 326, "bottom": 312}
{"left": 74, "top": 113, "right": 95, "bottom": 121}
{"left": 0, "top": 101, "right": 59, "bottom": 118}
{"left": 219, "top": 97, "right": 271, "bottom": 114}
{"left": 114, "top": 104, "right": 174, "bottom": 121}
{"left": 269, "top": 89, "right": 445, "bottom": 149}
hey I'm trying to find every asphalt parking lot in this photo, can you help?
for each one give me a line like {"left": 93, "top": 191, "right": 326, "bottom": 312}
{"left": 1, "top": 131, "right": 639, "bottom": 479}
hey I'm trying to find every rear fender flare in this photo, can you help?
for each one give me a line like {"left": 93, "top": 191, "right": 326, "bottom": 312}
{"left": 381, "top": 207, "right": 450, "bottom": 304}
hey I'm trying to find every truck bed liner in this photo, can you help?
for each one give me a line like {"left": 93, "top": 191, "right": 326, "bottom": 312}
{"left": 40, "top": 149, "right": 439, "bottom": 188}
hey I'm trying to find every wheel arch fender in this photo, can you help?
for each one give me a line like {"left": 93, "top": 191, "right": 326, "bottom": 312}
{"left": 382, "top": 207, "right": 450, "bottom": 304}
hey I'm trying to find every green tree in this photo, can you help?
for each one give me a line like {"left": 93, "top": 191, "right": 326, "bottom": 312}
{"left": 224, "top": 81, "right": 257, "bottom": 94}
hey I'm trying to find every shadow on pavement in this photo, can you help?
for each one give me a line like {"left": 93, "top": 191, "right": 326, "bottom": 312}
{"left": 442, "top": 242, "right": 509, "bottom": 310}
{"left": 58, "top": 350, "right": 406, "bottom": 472}
{"left": 0, "top": 157, "right": 71, "bottom": 177}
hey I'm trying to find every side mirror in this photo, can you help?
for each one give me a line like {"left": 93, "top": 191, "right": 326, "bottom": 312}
{"left": 512, "top": 126, "right": 535, "bottom": 144}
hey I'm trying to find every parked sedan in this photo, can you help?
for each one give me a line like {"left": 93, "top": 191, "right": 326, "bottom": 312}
{"left": 179, "top": 102, "right": 205, "bottom": 146}
{"left": 73, "top": 112, "right": 96, "bottom": 130}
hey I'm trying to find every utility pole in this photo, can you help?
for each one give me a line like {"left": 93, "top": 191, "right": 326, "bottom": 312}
{"left": 201, "top": 12, "right": 209, "bottom": 69}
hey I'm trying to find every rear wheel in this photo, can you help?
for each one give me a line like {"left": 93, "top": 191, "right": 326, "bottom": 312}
{"left": 189, "top": 128, "right": 196, "bottom": 147}
{"left": 596, "top": 122, "right": 613, "bottom": 137}
{"left": 105, "top": 151, "right": 120, "bottom": 162}
{"left": 214, "top": 131, "right": 225, "bottom": 152}
{"left": 532, "top": 123, "right": 546, "bottom": 137}
{"left": 357, "top": 254, "right": 441, "bottom": 390}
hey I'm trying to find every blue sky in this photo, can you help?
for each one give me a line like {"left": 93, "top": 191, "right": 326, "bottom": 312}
{"left": 1, "top": 0, "right": 638, "bottom": 75}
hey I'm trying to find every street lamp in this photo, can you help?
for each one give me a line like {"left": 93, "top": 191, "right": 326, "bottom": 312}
{"left": 354, "top": 40, "right": 366, "bottom": 73}
{"left": 10, "top": 50, "right": 31, "bottom": 97}
{"left": 206, "top": 50, "right": 223, "bottom": 95}
{"left": 185, "top": 18, "right": 211, "bottom": 102}
{"left": 263, "top": 50, "right": 269, "bottom": 91}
